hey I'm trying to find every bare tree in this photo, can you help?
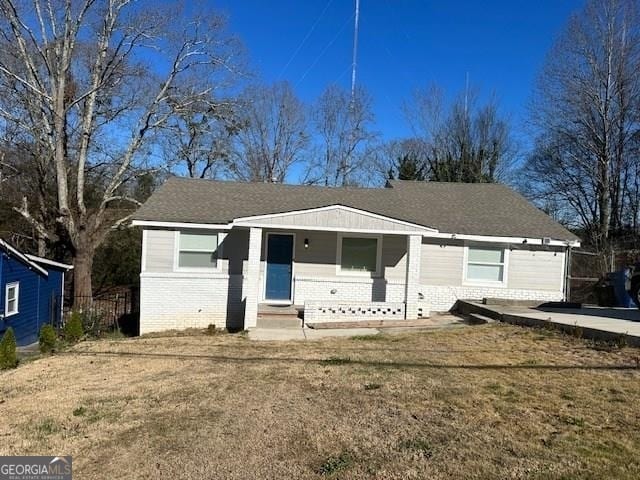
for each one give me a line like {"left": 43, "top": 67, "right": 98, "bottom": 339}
{"left": 523, "top": 0, "right": 640, "bottom": 263}
{"left": 308, "top": 84, "right": 377, "bottom": 186}
{"left": 404, "top": 84, "right": 514, "bottom": 183}
{"left": 373, "top": 138, "right": 429, "bottom": 184}
{"left": 162, "top": 90, "right": 241, "bottom": 179}
{"left": 229, "top": 82, "right": 308, "bottom": 182}
{"left": 0, "top": 0, "right": 242, "bottom": 297}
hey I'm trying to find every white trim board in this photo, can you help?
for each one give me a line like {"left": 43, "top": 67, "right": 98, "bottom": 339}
{"left": 140, "top": 272, "right": 230, "bottom": 280}
{"left": 232, "top": 222, "right": 433, "bottom": 236}
{"left": 132, "top": 220, "right": 232, "bottom": 230}
{"left": 0, "top": 239, "right": 48, "bottom": 276}
{"left": 424, "top": 232, "right": 579, "bottom": 248}
{"left": 24, "top": 254, "right": 73, "bottom": 270}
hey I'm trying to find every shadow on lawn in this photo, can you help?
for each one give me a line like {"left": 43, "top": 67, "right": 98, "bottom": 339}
{"left": 65, "top": 350, "right": 640, "bottom": 371}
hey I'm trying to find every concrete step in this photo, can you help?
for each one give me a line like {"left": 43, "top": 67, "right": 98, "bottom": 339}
{"left": 454, "top": 300, "right": 503, "bottom": 321}
{"left": 256, "top": 316, "right": 303, "bottom": 329}
{"left": 257, "top": 305, "right": 301, "bottom": 317}
{"left": 468, "top": 313, "right": 496, "bottom": 325}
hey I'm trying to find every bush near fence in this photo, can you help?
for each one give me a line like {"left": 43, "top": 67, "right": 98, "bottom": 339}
{"left": 65, "top": 287, "right": 139, "bottom": 336}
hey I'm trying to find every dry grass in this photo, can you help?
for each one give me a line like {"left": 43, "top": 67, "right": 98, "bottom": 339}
{"left": 1, "top": 324, "right": 640, "bottom": 479}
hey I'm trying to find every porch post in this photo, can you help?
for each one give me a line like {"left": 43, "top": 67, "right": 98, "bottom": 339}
{"left": 244, "top": 227, "right": 263, "bottom": 329}
{"left": 405, "top": 235, "right": 422, "bottom": 319}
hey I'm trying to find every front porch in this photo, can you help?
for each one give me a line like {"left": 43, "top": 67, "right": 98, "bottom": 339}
{"left": 255, "top": 302, "right": 431, "bottom": 329}
{"left": 255, "top": 303, "right": 457, "bottom": 334}
{"left": 237, "top": 205, "right": 436, "bottom": 329}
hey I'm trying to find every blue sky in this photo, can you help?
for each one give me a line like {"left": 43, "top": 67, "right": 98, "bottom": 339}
{"left": 214, "top": 0, "right": 584, "bottom": 150}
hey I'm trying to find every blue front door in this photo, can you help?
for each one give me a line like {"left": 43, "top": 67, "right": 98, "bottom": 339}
{"left": 265, "top": 234, "right": 294, "bottom": 301}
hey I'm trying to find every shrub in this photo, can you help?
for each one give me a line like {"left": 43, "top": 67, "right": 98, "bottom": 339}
{"left": 0, "top": 327, "right": 18, "bottom": 369}
{"left": 64, "top": 311, "right": 84, "bottom": 343}
{"left": 78, "top": 309, "right": 105, "bottom": 337}
{"left": 39, "top": 324, "right": 58, "bottom": 354}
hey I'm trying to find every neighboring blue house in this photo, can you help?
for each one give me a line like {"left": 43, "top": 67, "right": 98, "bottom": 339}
{"left": 0, "top": 240, "right": 73, "bottom": 346}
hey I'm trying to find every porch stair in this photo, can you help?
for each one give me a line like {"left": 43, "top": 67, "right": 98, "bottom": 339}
{"left": 256, "top": 304, "right": 303, "bottom": 329}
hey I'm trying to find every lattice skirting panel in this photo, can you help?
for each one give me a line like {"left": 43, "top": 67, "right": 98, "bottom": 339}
{"left": 304, "top": 302, "right": 406, "bottom": 323}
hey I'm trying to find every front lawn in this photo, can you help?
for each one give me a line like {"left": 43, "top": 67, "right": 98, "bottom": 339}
{"left": 1, "top": 324, "right": 639, "bottom": 479}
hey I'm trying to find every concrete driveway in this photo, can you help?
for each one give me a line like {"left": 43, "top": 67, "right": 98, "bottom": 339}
{"left": 466, "top": 301, "right": 640, "bottom": 346}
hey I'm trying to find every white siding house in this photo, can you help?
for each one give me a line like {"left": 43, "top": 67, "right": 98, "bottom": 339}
{"left": 132, "top": 178, "right": 580, "bottom": 334}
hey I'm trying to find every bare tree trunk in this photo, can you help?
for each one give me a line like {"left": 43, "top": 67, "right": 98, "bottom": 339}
{"left": 37, "top": 236, "right": 46, "bottom": 257}
{"left": 73, "top": 240, "right": 95, "bottom": 300}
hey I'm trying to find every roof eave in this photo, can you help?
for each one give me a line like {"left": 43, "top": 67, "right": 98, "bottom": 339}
{"left": 0, "top": 240, "right": 49, "bottom": 276}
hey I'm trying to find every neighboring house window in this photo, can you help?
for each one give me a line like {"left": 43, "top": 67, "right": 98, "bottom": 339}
{"left": 338, "top": 235, "right": 381, "bottom": 275}
{"left": 177, "top": 232, "right": 218, "bottom": 269}
{"left": 5, "top": 282, "right": 19, "bottom": 316}
{"left": 466, "top": 247, "right": 506, "bottom": 283}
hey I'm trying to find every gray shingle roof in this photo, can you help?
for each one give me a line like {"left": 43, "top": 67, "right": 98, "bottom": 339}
{"left": 133, "top": 177, "right": 579, "bottom": 242}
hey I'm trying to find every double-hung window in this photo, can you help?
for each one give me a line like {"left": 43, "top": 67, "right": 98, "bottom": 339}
{"left": 338, "top": 235, "right": 381, "bottom": 276}
{"left": 466, "top": 247, "right": 506, "bottom": 283}
{"left": 5, "top": 282, "right": 19, "bottom": 316}
{"left": 177, "top": 232, "right": 219, "bottom": 270}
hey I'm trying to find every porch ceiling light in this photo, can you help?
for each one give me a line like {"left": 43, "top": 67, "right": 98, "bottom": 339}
{"left": 304, "top": 238, "right": 309, "bottom": 249}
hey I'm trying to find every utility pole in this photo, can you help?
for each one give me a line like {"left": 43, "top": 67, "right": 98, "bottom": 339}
{"left": 342, "top": 0, "right": 360, "bottom": 186}
{"left": 350, "top": 0, "right": 360, "bottom": 102}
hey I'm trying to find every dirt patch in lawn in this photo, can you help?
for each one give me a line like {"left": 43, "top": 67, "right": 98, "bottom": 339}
{"left": 1, "top": 324, "right": 639, "bottom": 479}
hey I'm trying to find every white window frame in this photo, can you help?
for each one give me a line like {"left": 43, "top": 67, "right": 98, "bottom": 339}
{"left": 173, "top": 230, "right": 224, "bottom": 273}
{"left": 5, "top": 281, "right": 19, "bottom": 317}
{"left": 463, "top": 245, "right": 509, "bottom": 287}
{"left": 336, "top": 233, "right": 383, "bottom": 277}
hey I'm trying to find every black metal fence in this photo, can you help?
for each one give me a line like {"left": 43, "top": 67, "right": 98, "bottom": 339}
{"left": 66, "top": 287, "right": 139, "bottom": 336}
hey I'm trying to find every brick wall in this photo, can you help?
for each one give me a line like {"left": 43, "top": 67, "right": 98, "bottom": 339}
{"left": 139, "top": 273, "right": 232, "bottom": 334}
{"left": 420, "top": 284, "right": 563, "bottom": 312}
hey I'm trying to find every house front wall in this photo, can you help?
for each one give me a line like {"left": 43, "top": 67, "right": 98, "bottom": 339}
{"left": 418, "top": 238, "right": 565, "bottom": 311}
{"left": 256, "top": 229, "right": 408, "bottom": 305}
{"left": 139, "top": 228, "right": 247, "bottom": 334}
{"left": 139, "top": 226, "right": 567, "bottom": 333}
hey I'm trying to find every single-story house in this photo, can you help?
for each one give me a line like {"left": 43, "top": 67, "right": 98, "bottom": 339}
{"left": 0, "top": 240, "right": 73, "bottom": 345}
{"left": 131, "top": 177, "right": 580, "bottom": 334}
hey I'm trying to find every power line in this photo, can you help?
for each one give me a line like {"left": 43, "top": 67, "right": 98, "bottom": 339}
{"left": 278, "top": 0, "right": 335, "bottom": 79}
{"left": 295, "top": 12, "right": 355, "bottom": 88}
